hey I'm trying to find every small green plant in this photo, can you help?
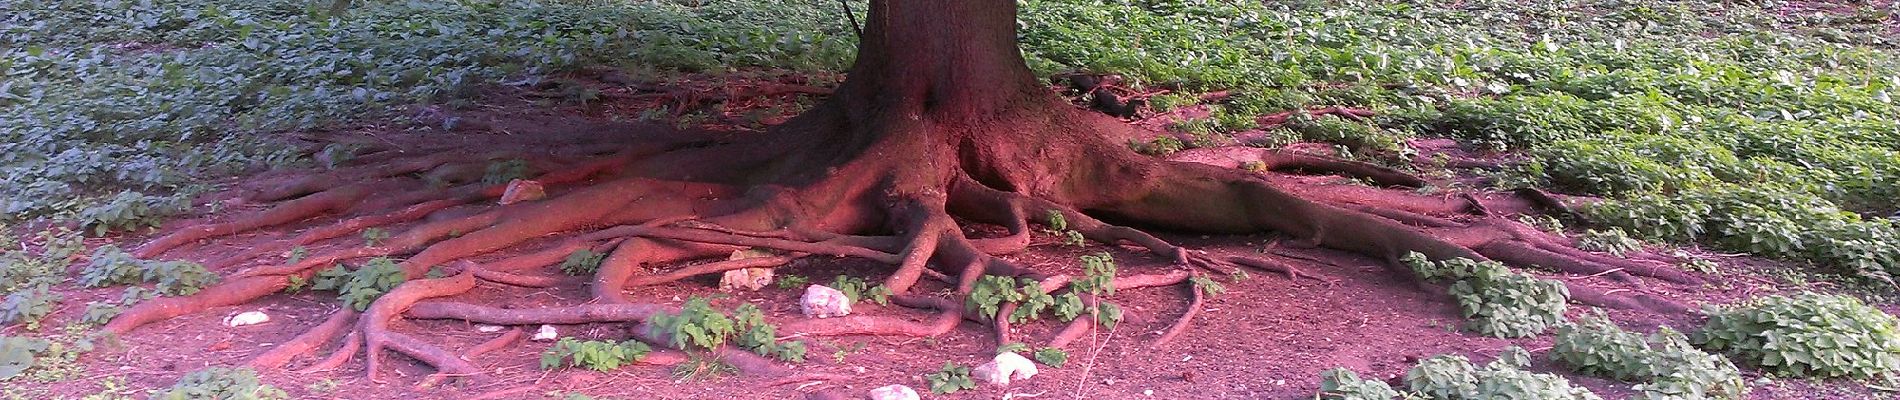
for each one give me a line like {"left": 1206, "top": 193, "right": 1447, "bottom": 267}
{"left": 1576, "top": 228, "right": 1643, "bottom": 257}
{"left": 317, "top": 143, "right": 360, "bottom": 170}
{"left": 1033, "top": 347, "right": 1069, "bottom": 368}
{"left": 730, "top": 303, "right": 805, "bottom": 362}
{"left": 1317, "top": 367, "right": 1400, "bottom": 400}
{"left": 1403, "top": 252, "right": 1568, "bottom": 338}
{"left": 1189, "top": 275, "right": 1226, "bottom": 298}
{"left": 1695, "top": 293, "right": 1900, "bottom": 378}
{"left": 925, "top": 361, "right": 977, "bottom": 394}
{"left": 360, "top": 227, "right": 390, "bottom": 246}
{"left": 308, "top": 258, "right": 407, "bottom": 311}
{"left": 1043, "top": 210, "right": 1086, "bottom": 246}
{"left": 829, "top": 341, "right": 866, "bottom": 363}
{"left": 1551, "top": 312, "right": 1747, "bottom": 400}
{"left": 0, "top": 336, "right": 48, "bottom": 381}
{"left": 154, "top": 366, "right": 288, "bottom": 400}
{"left": 828, "top": 275, "right": 892, "bottom": 306}
{"left": 75, "top": 191, "right": 188, "bottom": 235}
{"left": 539, "top": 338, "right": 651, "bottom": 372}
{"left": 483, "top": 158, "right": 531, "bottom": 185}
{"left": 560, "top": 249, "right": 605, "bottom": 275}
{"left": 775, "top": 274, "right": 810, "bottom": 289}
{"left": 1406, "top": 348, "right": 1600, "bottom": 400}
{"left": 78, "top": 246, "right": 218, "bottom": 296}
{"left": 648, "top": 297, "right": 737, "bottom": 351}
{"left": 1131, "top": 136, "right": 1186, "bottom": 155}
{"left": 0, "top": 286, "right": 61, "bottom": 330}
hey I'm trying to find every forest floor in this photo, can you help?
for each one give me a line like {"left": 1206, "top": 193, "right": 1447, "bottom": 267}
{"left": 6, "top": 73, "right": 1894, "bottom": 400}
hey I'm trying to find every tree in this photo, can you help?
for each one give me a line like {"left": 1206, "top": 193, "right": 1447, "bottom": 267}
{"left": 107, "top": 0, "right": 1690, "bottom": 382}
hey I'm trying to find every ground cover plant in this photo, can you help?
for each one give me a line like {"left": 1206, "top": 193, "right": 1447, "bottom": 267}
{"left": 2, "top": 0, "right": 1899, "bottom": 398}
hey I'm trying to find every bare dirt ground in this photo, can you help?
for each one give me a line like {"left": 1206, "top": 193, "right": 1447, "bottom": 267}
{"left": 8, "top": 71, "right": 1894, "bottom": 400}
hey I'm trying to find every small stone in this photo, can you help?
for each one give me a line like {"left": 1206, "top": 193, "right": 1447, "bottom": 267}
{"left": 800, "top": 285, "right": 852, "bottom": 318}
{"left": 475, "top": 325, "right": 505, "bottom": 333}
{"left": 531, "top": 325, "right": 559, "bottom": 341}
{"left": 720, "top": 250, "right": 776, "bottom": 291}
{"left": 224, "top": 311, "right": 270, "bottom": 327}
{"left": 867, "top": 384, "right": 919, "bottom": 400}
{"left": 973, "top": 352, "right": 1039, "bottom": 386}
{"left": 498, "top": 179, "right": 545, "bottom": 205}
{"left": 717, "top": 251, "right": 776, "bottom": 292}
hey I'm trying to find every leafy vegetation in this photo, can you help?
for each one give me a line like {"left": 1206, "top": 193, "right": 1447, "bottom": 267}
{"left": 647, "top": 297, "right": 803, "bottom": 362}
{"left": 1404, "top": 253, "right": 1568, "bottom": 338}
{"left": 2, "top": 0, "right": 858, "bottom": 227}
{"left": 1017, "top": 0, "right": 1900, "bottom": 287}
{"left": 303, "top": 258, "right": 406, "bottom": 311}
{"left": 0, "top": 287, "right": 60, "bottom": 331}
{"left": 559, "top": 249, "right": 605, "bottom": 276}
{"left": 1696, "top": 293, "right": 1900, "bottom": 378}
{"left": 1406, "top": 348, "right": 1600, "bottom": 400}
{"left": 77, "top": 245, "right": 218, "bottom": 296}
{"left": 1033, "top": 347, "right": 1069, "bottom": 368}
{"left": 1318, "top": 367, "right": 1401, "bottom": 400}
{"left": 153, "top": 366, "right": 287, "bottom": 400}
{"left": 827, "top": 275, "right": 892, "bottom": 306}
{"left": 925, "top": 361, "right": 977, "bottom": 394}
{"left": 539, "top": 338, "right": 651, "bottom": 372}
{"left": 1551, "top": 312, "right": 1747, "bottom": 399}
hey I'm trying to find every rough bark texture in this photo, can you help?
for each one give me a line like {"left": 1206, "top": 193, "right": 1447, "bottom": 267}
{"left": 105, "top": 0, "right": 1691, "bottom": 384}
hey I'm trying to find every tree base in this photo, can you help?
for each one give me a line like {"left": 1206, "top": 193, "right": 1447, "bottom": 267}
{"left": 107, "top": 91, "right": 1690, "bottom": 384}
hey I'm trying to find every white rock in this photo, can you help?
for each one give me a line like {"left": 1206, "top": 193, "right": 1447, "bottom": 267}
{"left": 224, "top": 311, "right": 269, "bottom": 327}
{"left": 719, "top": 268, "right": 774, "bottom": 291}
{"left": 531, "top": 325, "right": 558, "bottom": 341}
{"left": 497, "top": 179, "right": 545, "bottom": 205}
{"left": 475, "top": 325, "right": 505, "bottom": 333}
{"left": 800, "top": 285, "right": 852, "bottom": 318}
{"left": 973, "top": 352, "right": 1039, "bottom": 386}
{"left": 867, "top": 384, "right": 919, "bottom": 400}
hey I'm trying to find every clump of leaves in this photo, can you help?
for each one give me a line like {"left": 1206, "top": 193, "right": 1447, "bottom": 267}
{"left": 482, "top": 158, "right": 531, "bottom": 185}
{"left": 1576, "top": 228, "right": 1643, "bottom": 257}
{"left": 648, "top": 297, "right": 737, "bottom": 351}
{"left": 360, "top": 227, "right": 390, "bottom": 247}
{"left": 1406, "top": 348, "right": 1601, "bottom": 400}
{"left": 78, "top": 245, "right": 219, "bottom": 296}
{"left": 1317, "top": 367, "right": 1401, "bottom": 400}
{"left": 925, "top": 361, "right": 977, "bottom": 394}
{"left": 774, "top": 274, "right": 810, "bottom": 289}
{"left": 1552, "top": 312, "right": 1747, "bottom": 399}
{"left": 1043, "top": 210, "right": 1087, "bottom": 246}
{"left": 560, "top": 249, "right": 605, "bottom": 275}
{"left": 0, "top": 335, "right": 49, "bottom": 381}
{"left": 1695, "top": 293, "right": 1900, "bottom": 378}
{"left": 1404, "top": 252, "right": 1568, "bottom": 338}
{"left": 539, "top": 338, "right": 651, "bottom": 372}
{"left": 1033, "top": 347, "right": 1069, "bottom": 368}
{"left": 730, "top": 303, "right": 805, "bottom": 362}
{"left": 75, "top": 191, "right": 188, "bottom": 235}
{"left": 153, "top": 366, "right": 287, "bottom": 400}
{"left": 0, "top": 286, "right": 61, "bottom": 330}
{"left": 307, "top": 258, "right": 407, "bottom": 311}
{"left": 828, "top": 275, "right": 892, "bottom": 306}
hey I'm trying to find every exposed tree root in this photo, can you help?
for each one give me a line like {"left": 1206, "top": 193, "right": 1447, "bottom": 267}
{"left": 249, "top": 309, "right": 359, "bottom": 370}
{"left": 1151, "top": 278, "right": 1206, "bottom": 348}
{"left": 462, "top": 328, "right": 523, "bottom": 360}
